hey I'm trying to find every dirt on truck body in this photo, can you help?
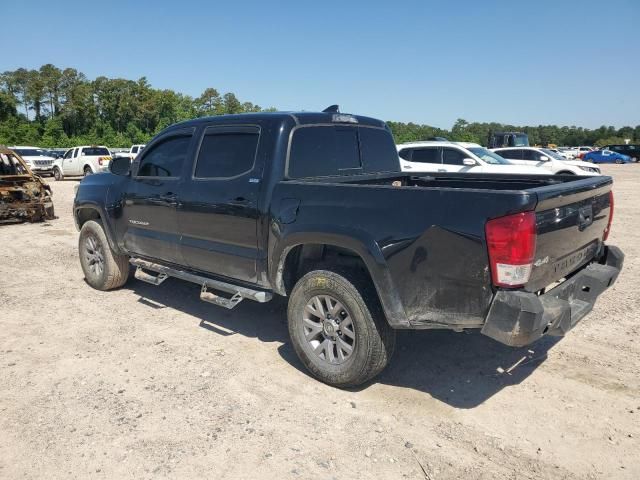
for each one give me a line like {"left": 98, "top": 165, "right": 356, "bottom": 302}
{"left": 0, "top": 146, "right": 55, "bottom": 224}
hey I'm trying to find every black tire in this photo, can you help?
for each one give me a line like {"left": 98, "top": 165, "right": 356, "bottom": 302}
{"left": 556, "top": 171, "right": 575, "bottom": 175}
{"left": 287, "top": 269, "right": 395, "bottom": 387}
{"left": 53, "top": 167, "right": 63, "bottom": 181}
{"left": 83, "top": 166, "right": 93, "bottom": 176}
{"left": 615, "top": 158, "right": 623, "bottom": 164}
{"left": 79, "top": 219, "right": 129, "bottom": 290}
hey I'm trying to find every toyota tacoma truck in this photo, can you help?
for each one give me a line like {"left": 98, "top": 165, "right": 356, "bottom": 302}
{"left": 73, "top": 108, "right": 623, "bottom": 387}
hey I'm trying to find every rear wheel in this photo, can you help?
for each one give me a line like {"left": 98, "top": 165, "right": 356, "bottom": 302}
{"left": 53, "top": 167, "right": 63, "bottom": 181}
{"left": 83, "top": 166, "right": 93, "bottom": 176}
{"left": 556, "top": 171, "right": 575, "bottom": 175}
{"left": 287, "top": 269, "right": 395, "bottom": 387}
{"left": 79, "top": 220, "right": 129, "bottom": 290}
{"left": 615, "top": 158, "right": 623, "bottom": 164}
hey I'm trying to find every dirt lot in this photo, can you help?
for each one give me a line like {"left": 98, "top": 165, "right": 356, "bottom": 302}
{"left": 1, "top": 166, "right": 639, "bottom": 479}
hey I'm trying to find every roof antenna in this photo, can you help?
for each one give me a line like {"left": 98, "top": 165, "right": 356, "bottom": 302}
{"left": 322, "top": 105, "right": 340, "bottom": 113}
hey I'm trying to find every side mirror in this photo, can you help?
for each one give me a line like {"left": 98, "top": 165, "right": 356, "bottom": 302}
{"left": 109, "top": 156, "right": 131, "bottom": 176}
{"left": 539, "top": 156, "right": 549, "bottom": 161}
{"left": 462, "top": 158, "right": 477, "bottom": 166}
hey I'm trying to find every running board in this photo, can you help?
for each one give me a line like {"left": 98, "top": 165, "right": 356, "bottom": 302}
{"left": 130, "top": 258, "right": 272, "bottom": 309}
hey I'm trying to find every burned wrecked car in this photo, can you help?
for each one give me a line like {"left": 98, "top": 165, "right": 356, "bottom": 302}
{"left": 0, "top": 146, "right": 55, "bottom": 224}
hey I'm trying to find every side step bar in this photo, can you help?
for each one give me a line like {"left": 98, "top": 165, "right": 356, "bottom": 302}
{"left": 130, "top": 258, "right": 272, "bottom": 309}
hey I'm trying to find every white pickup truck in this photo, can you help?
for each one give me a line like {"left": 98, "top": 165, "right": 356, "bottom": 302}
{"left": 52, "top": 146, "right": 112, "bottom": 180}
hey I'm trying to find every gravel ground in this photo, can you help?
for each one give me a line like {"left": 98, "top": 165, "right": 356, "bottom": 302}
{"left": 1, "top": 166, "right": 639, "bottom": 479}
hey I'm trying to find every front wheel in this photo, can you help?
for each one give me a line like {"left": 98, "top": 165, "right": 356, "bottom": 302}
{"left": 79, "top": 220, "right": 130, "bottom": 290}
{"left": 53, "top": 167, "right": 63, "bottom": 181}
{"left": 287, "top": 269, "right": 395, "bottom": 387}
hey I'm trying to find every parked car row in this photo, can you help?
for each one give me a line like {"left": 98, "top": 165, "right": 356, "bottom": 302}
{"left": 397, "top": 142, "right": 601, "bottom": 176}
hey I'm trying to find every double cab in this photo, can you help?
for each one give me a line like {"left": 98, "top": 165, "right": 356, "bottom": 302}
{"left": 73, "top": 109, "right": 623, "bottom": 386}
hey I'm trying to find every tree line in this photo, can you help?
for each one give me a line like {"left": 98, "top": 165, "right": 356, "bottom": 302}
{"left": 1, "top": 64, "right": 638, "bottom": 148}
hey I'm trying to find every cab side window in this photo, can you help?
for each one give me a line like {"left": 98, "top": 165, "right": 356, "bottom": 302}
{"left": 522, "top": 150, "right": 540, "bottom": 161}
{"left": 194, "top": 127, "right": 259, "bottom": 178}
{"left": 63, "top": 149, "right": 73, "bottom": 159}
{"left": 411, "top": 148, "right": 441, "bottom": 164}
{"left": 500, "top": 149, "right": 521, "bottom": 160}
{"left": 137, "top": 134, "right": 192, "bottom": 178}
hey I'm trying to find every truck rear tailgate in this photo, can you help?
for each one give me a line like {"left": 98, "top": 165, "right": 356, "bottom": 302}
{"left": 526, "top": 176, "right": 613, "bottom": 292}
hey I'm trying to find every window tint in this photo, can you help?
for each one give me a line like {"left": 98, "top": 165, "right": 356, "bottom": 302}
{"left": 522, "top": 150, "right": 539, "bottom": 161}
{"left": 500, "top": 149, "right": 521, "bottom": 160}
{"left": 411, "top": 148, "right": 441, "bottom": 164}
{"left": 132, "top": 146, "right": 138, "bottom": 154}
{"left": 359, "top": 127, "right": 400, "bottom": 172}
{"left": 82, "top": 147, "right": 110, "bottom": 156}
{"left": 288, "top": 126, "right": 361, "bottom": 178}
{"left": 137, "top": 135, "right": 191, "bottom": 177}
{"left": 442, "top": 148, "right": 466, "bottom": 165}
{"left": 195, "top": 131, "right": 259, "bottom": 178}
{"left": 398, "top": 149, "right": 411, "bottom": 160}
{"left": 63, "top": 149, "right": 73, "bottom": 159}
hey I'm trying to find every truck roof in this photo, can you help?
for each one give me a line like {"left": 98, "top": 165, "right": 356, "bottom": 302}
{"left": 166, "top": 111, "right": 387, "bottom": 132}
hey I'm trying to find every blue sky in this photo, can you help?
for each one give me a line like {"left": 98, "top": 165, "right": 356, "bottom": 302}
{"left": 3, "top": 0, "right": 639, "bottom": 128}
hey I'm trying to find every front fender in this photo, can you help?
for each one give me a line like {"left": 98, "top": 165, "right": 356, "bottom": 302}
{"left": 270, "top": 227, "right": 410, "bottom": 328}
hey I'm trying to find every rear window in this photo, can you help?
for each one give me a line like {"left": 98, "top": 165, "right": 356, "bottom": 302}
{"left": 82, "top": 147, "right": 110, "bottom": 156}
{"left": 288, "top": 125, "right": 398, "bottom": 178}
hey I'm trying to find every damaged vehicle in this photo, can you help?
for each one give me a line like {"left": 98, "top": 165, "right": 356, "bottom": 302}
{"left": 0, "top": 146, "right": 55, "bottom": 224}
{"left": 73, "top": 109, "right": 622, "bottom": 387}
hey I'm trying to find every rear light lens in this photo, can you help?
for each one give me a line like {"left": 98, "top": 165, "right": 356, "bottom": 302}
{"left": 603, "top": 191, "right": 614, "bottom": 241}
{"left": 485, "top": 211, "right": 537, "bottom": 288}
{"left": 98, "top": 156, "right": 105, "bottom": 165}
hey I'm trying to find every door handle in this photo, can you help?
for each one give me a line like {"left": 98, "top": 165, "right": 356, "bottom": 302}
{"left": 228, "top": 196, "right": 249, "bottom": 206}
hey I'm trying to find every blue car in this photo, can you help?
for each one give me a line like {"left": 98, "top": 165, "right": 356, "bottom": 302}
{"left": 583, "top": 149, "right": 632, "bottom": 164}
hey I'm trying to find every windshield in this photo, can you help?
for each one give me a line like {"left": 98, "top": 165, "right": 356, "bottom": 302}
{"left": 82, "top": 147, "right": 110, "bottom": 156}
{"left": 468, "top": 147, "right": 511, "bottom": 165}
{"left": 13, "top": 148, "right": 48, "bottom": 157}
{"left": 514, "top": 134, "right": 528, "bottom": 146}
{"left": 541, "top": 148, "right": 566, "bottom": 161}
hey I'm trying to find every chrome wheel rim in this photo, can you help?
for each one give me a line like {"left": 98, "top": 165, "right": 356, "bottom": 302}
{"left": 84, "top": 235, "right": 105, "bottom": 277}
{"left": 303, "top": 295, "right": 355, "bottom": 365}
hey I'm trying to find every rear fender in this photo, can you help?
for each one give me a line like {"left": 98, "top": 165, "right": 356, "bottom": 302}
{"left": 271, "top": 229, "right": 410, "bottom": 328}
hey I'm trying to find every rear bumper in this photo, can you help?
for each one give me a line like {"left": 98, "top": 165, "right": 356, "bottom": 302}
{"left": 481, "top": 245, "right": 624, "bottom": 347}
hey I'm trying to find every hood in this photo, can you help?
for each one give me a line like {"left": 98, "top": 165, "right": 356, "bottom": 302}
{"left": 563, "top": 159, "right": 595, "bottom": 168}
{"left": 490, "top": 164, "right": 548, "bottom": 175}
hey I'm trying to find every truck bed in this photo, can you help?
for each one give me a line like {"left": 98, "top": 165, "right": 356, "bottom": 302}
{"left": 273, "top": 172, "right": 613, "bottom": 329}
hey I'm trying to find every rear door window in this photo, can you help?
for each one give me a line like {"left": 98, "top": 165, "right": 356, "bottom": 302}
{"left": 411, "top": 148, "right": 441, "bottom": 164}
{"left": 522, "top": 150, "right": 539, "bottom": 161}
{"left": 501, "top": 149, "right": 522, "bottom": 160}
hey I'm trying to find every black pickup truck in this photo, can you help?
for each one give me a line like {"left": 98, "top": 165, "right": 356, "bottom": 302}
{"left": 73, "top": 109, "right": 623, "bottom": 386}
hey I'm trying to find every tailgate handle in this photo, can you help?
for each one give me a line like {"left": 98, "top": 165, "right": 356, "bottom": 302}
{"left": 578, "top": 205, "right": 593, "bottom": 231}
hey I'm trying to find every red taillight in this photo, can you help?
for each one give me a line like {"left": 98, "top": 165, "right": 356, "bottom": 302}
{"left": 485, "top": 211, "right": 537, "bottom": 288}
{"left": 98, "top": 156, "right": 105, "bottom": 165}
{"left": 603, "top": 191, "right": 614, "bottom": 241}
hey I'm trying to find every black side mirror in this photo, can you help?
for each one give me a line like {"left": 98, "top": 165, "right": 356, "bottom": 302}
{"left": 109, "top": 156, "right": 131, "bottom": 176}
